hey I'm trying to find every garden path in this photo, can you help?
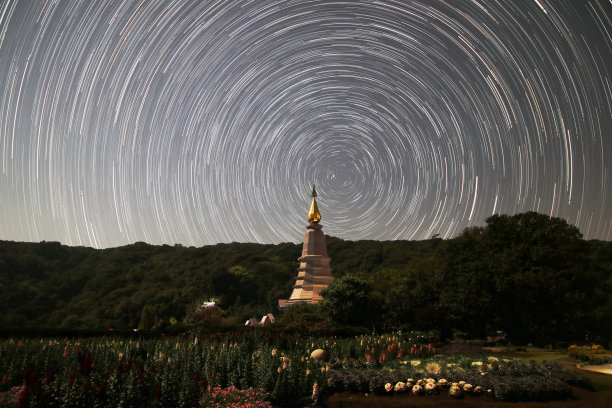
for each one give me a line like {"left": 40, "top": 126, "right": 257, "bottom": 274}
{"left": 579, "top": 364, "right": 612, "bottom": 375}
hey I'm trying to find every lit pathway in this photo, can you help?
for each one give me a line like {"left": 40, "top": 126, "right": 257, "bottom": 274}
{"left": 578, "top": 364, "right": 612, "bottom": 375}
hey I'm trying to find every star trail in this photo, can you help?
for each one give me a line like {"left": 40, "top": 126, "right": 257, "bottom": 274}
{"left": 0, "top": 0, "right": 611, "bottom": 248}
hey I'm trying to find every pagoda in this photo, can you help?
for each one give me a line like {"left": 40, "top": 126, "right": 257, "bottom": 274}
{"left": 279, "top": 185, "right": 333, "bottom": 308}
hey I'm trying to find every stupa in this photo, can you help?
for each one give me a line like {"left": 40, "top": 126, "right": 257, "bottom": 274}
{"left": 279, "top": 185, "right": 333, "bottom": 308}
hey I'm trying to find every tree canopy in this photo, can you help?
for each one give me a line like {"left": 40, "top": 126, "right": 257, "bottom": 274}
{"left": 1, "top": 212, "right": 611, "bottom": 343}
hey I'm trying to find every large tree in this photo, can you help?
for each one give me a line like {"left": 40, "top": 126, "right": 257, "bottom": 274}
{"left": 319, "top": 273, "right": 378, "bottom": 327}
{"left": 440, "top": 212, "right": 609, "bottom": 343}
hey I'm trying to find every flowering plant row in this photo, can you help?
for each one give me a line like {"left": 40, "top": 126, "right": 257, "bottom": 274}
{"left": 322, "top": 356, "right": 591, "bottom": 402}
{"left": 0, "top": 332, "right": 591, "bottom": 406}
{"left": 568, "top": 344, "right": 612, "bottom": 365}
{"left": 0, "top": 333, "right": 323, "bottom": 407}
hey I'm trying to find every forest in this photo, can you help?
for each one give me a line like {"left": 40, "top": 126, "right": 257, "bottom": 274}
{"left": 1, "top": 211, "right": 611, "bottom": 344}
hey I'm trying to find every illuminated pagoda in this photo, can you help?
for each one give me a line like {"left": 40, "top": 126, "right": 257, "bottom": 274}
{"left": 279, "top": 185, "right": 333, "bottom": 308}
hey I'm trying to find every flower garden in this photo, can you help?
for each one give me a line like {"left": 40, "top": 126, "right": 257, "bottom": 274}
{"left": 0, "top": 331, "right": 598, "bottom": 407}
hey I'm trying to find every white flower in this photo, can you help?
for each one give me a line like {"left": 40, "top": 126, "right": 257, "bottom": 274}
{"left": 412, "top": 384, "right": 423, "bottom": 395}
{"left": 385, "top": 383, "right": 393, "bottom": 392}
{"left": 437, "top": 378, "right": 448, "bottom": 387}
{"left": 424, "top": 382, "right": 436, "bottom": 393}
{"left": 463, "top": 383, "right": 474, "bottom": 392}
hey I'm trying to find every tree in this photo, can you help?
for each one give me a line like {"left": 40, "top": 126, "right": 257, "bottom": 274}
{"left": 279, "top": 302, "right": 333, "bottom": 334}
{"left": 319, "top": 273, "right": 378, "bottom": 327}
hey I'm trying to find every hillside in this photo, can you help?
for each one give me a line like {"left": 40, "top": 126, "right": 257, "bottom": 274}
{"left": 1, "top": 212, "right": 611, "bottom": 342}
{"left": 0, "top": 236, "right": 438, "bottom": 329}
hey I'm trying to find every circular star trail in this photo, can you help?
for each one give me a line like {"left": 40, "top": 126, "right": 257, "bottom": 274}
{"left": 1, "top": 0, "right": 611, "bottom": 248}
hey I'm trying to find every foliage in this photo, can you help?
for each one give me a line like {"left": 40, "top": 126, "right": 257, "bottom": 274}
{"left": 277, "top": 303, "right": 334, "bottom": 335}
{"left": 185, "top": 304, "right": 236, "bottom": 336}
{"left": 319, "top": 273, "right": 378, "bottom": 327}
{"left": 1, "top": 211, "right": 611, "bottom": 344}
{"left": 201, "top": 386, "right": 272, "bottom": 408}
{"left": 0, "top": 332, "right": 590, "bottom": 406}
{"left": 568, "top": 344, "right": 612, "bottom": 364}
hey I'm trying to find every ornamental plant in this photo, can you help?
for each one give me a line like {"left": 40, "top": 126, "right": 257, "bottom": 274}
{"left": 200, "top": 385, "right": 272, "bottom": 408}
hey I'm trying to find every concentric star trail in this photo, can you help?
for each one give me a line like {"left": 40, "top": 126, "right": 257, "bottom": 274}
{"left": 1, "top": 0, "right": 611, "bottom": 248}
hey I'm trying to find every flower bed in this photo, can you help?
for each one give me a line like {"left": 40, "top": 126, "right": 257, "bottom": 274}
{"left": 0, "top": 332, "right": 593, "bottom": 407}
{"left": 323, "top": 356, "right": 591, "bottom": 402}
{"left": 568, "top": 344, "right": 612, "bottom": 365}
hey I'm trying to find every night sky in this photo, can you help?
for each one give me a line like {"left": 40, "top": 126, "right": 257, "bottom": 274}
{"left": 1, "top": 0, "right": 611, "bottom": 249}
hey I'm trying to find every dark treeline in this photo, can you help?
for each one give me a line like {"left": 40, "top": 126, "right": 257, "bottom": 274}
{"left": 1, "top": 211, "right": 611, "bottom": 344}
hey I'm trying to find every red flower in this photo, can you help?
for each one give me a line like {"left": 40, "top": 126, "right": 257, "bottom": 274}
{"left": 81, "top": 355, "right": 94, "bottom": 375}
{"left": 2, "top": 375, "right": 8, "bottom": 384}
{"left": 23, "top": 369, "right": 38, "bottom": 386}
{"left": 365, "top": 354, "right": 371, "bottom": 361}
{"left": 153, "top": 386, "right": 162, "bottom": 400}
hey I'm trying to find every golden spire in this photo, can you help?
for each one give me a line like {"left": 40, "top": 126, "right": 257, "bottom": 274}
{"left": 307, "top": 184, "right": 321, "bottom": 223}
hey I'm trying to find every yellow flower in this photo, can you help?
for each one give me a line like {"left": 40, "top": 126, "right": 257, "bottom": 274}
{"left": 410, "top": 360, "right": 421, "bottom": 366}
{"left": 487, "top": 356, "right": 499, "bottom": 362}
{"left": 385, "top": 383, "right": 393, "bottom": 392}
{"left": 471, "top": 361, "right": 483, "bottom": 366}
{"left": 426, "top": 362, "right": 441, "bottom": 374}
{"left": 449, "top": 385, "right": 463, "bottom": 397}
